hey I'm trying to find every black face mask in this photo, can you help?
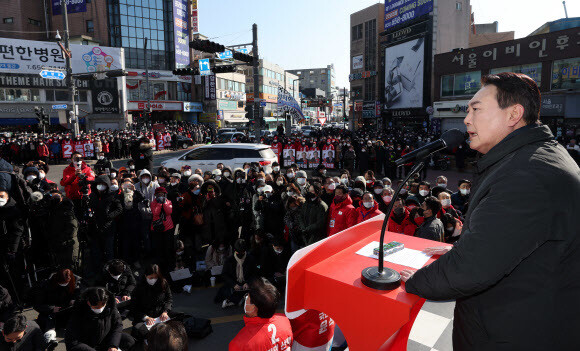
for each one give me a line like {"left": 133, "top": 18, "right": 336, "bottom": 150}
{"left": 417, "top": 208, "right": 425, "bottom": 217}
{"left": 305, "top": 193, "right": 316, "bottom": 202}
{"left": 394, "top": 207, "right": 405, "bottom": 216}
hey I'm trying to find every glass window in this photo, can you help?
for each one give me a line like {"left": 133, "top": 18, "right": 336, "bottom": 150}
{"left": 143, "top": 8, "right": 150, "bottom": 18}
{"left": 453, "top": 71, "right": 481, "bottom": 96}
{"left": 456, "top": 2, "right": 462, "bottom": 10}
{"left": 228, "top": 80, "right": 234, "bottom": 90}
{"left": 120, "top": 4, "right": 127, "bottom": 14}
{"left": 490, "top": 63, "right": 542, "bottom": 87}
{"left": 55, "top": 90, "right": 68, "bottom": 101}
{"left": 551, "top": 57, "right": 580, "bottom": 90}
{"left": 31, "top": 89, "right": 40, "bottom": 102}
{"left": 441, "top": 75, "right": 455, "bottom": 97}
{"left": 75, "top": 91, "right": 87, "bottom": 102}
{"left": 85, "top": 20, "right": 94, "bottom": 33}
{"left": 3, "top": 18, "right": 14, "bottom": 24}
{"left": 128, "top": 16, "right": 135, "bottom": 26}
{"left": 135, "top": 17, "right": 142, "bottom": 27}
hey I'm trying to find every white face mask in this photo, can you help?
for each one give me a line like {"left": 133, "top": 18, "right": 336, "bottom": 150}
{"left": 39, "top": 172, "right": 46, "bottom": 180}
{"left": 58, "top": 282, "right": 69, "bottom": 287}
{"left": 110, "top": 185, "right": 119, "bottom": 191}
{"left": 460, "top": 188, "right": 470, "bottom": 195}
{"left": 110, "top": 273, "right": 122, "bottom": 280}
{"left": 373, "top": 188, "right": 382, "bottom": 194}
{"left": 328, "top": 183, "right": 336, "bottom": 190}
{"left": 98, "top": 156, "right": 104, "bottom": 160}
{"left": 363, "top": 201, "right": 374, "bottom": 209}
{"left": 170, "top": 181, "right": 178, "bottom": 186}
{"left": 383, "top": 195, "right": 393, "bottom": 203}
{"left": 441, "top": 198, "right": 452, "bottom": 207}
{"left": 274, "top": 248, "right": 283, "bottom": 254}
{"left": 297, "top": 178, "right": 306, "bottom": 186}
{"left": 97, "top": 184, "right": 107, "bottom": 191}
{"left": 147, "top": 278, "right": 158, "bottom": 286}
{"left": 141, "top": 177, "right": 151, "bottom": 185}
{"left": 130, "top": 165, "right": 135, "bottom": 170}
{"left": 183, "top": 171, "right": 192, "bottom": 177}
{"left": 287, "top": 173, "right": 295, "bottom": 179}
{"left": 273, "top": 166, "right": 280, "bottom": 172}
{"left": 276, "top": 180, "right": 283, "bottom": 186}
{"left": 437, "top": 183, "right": 447, "bottom": 188}
{"left": 111, "top": 173, "right": 116, "bottom": 178}
{"left": 223, "top": 172, "right": 230, "bottom": 178}
{"left": 419, "top": 190, "right": 429, "bottom": 197}
{"left": 287, "top": 191, "right": 295, "bottom": 197}
{"left": 26, "top": 175, "right": 37, "bottom": 182}
{"left": 91, "top": 306, "right": 106, "bottom": 314}
{"left": 214, "top": 176, "right": 221, "bottom": 182}
{"left": 236, "top": 178, "right": 243, "bottom": 184}
{"left": 340, "top": 178, "right": 348, "bottom": 184}
{"left": 0, "top": 198, "right": 7, "bottom": 207}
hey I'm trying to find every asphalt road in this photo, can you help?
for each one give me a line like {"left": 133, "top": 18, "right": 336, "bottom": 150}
{"left": 37, "top": 147, "right": 474, "bottom": 350}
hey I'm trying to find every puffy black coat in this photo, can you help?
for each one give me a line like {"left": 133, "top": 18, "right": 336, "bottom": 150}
{"left": 406, "top": 125, "right": 580, "bottom": 350}
{"left": 0, "top": 197, "right": 24, "bottom": 254}
{"left": 132, "top": 141, "right": 153, "bottom": 173}
{"left": 222, "top": 253, "right": 257, "bottom": 287}
{"left": 130, "top": 279, "right": 172, "bottom": 323}
{"left": 32, "top": 274, "right": 82, "bottom": 316}
{"left": 300, "top": 199, "right": 328, "bottom": 246}
{"left": 98, "top": 261, "right": 136, "bottom": 297}
{"left": 47, "top": 198, "right": 78, "bottom": 250}
{"left": 88, "top": 176, "right": 122, "bottom": 237}
{"left": 0, "top": 285, "right": 14, "bottom": 323}
{"left": 65, "top": 293, "right": 124, "bottom": 350}
{"left": 253, "top": 194, "right": 284, "bottom": 237}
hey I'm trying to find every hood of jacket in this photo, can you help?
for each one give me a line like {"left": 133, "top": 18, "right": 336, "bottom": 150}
{"left": 333, "top": 194, "right": 353, "bottom": 209}
{"left": 201, "top": 179, "right": 222, "bottom": 196}
{"left": 94, "top": 175, "right": 111, "bottom": 189}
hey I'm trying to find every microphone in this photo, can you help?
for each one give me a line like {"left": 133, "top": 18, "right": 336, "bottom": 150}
{"left": 395, "top": 129, "right": 465, "bottom": 166}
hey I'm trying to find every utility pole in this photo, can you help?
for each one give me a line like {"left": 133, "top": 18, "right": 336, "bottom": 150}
{"left": 252, "top": 23, "right": 261, "bottom": 142}
{"left": 563, "top": 1, "right": 569, "bottom": 18}
{"left": 61, "top": 0, "right": 78, "bottom": 137}
{"left": 343, "top": 87, "right": 347, "bottom": 123}
{"left": 144, "top": 37, "right": 151, "bottom": 123}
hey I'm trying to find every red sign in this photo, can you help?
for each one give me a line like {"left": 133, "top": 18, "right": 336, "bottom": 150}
{"left": 375, "top": 101, "right": 381, "bottom": 116}
{"left": 318, "top": 117, "right": 327, "bottom": 125}
{"left": 354, "top": 102, "right": 363, "bottom": 112}
{"left": 192, "top": 10, "right": 199, "bottom": 32}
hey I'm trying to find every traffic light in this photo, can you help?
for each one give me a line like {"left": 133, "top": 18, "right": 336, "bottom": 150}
{"left": 233, "top": 50, "right": 253, "bottom": 64}
{"left": 190, "top": 39, "right": 225, "bottom": 53}
{"left": 34, "top": 107, "right": 49, "bottom": 126}
{"left": 105, "top": 70, "right": 128, "bottom": 78}
{"left": 212, "top": 65, "right": 237, "bottom": 74}
{"left": 172, "top": 67, "right": 199, "bottom": 75}
{"left": 245, "top": 104, "right": 254, "bottom": 120}
{"left": 76, "top": 73, "right": 97, "bottom": 80}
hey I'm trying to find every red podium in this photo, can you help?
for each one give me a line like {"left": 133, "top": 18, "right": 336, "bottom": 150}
{"left": 285, "top": 215, "right": 451, "bottom": 351}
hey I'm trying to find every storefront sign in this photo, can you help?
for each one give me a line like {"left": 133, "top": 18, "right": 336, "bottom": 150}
{"left": 218, "top": 100, "right": 240, "bottom": 110}
{"left": 173, "top": 0, "right": 190, "bottom": 66}
{"left": 384, "top": 0, "right": 433, "bottom": 30}
{"left": 349, "top": 70, "right": 377, "bottom": 82}
{"left": 383, "top": 107, "right": 427, "bottom": 117}
{"left": 52, "top": 0, "right": 86, "bottom": 15}
{"left": 362, "top": 101, "right": 377, "bottom": 118}
{"left": 352, "top": 55, "right": 363, "bottom": 70}
{"left": 91, "top": 79, "right": 119, "bottom": 114}
{"left": 183, "top": 102, "right": 203, "bottom": 112}
{"left": 0, "top": 38, "right": 123, "bottom": 75}
{"left": 127, "top": 101, "right": 183, "bottom": 111}
{"left": 540, "top": 95, "right": 566, "bottom": 116}
{"left": 0, "top": 73, "right": 89, "bottom": 89}
{"left": 383, "top": 20, "right": 430, "bottom": 44}
{"left": 199, "top": 112, "right": 217, "bottom": 124}
{"left": 354, "top": 101, "right": 363, "bottom": 112}
{"left": 204, "top": 74, "right": 216, "bottom": 100}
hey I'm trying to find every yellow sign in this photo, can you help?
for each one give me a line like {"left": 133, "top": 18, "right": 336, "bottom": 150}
{"left": 192, "top": 0, "right": 197, "bottom": 9}
{"left": 200, "top": 113, "right": 217, "bottom": 124}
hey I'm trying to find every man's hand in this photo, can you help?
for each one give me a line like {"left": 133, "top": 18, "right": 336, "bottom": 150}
{"left": 145, "top": 317, "right": 155, "bottom": 326}
{"left": 115, "top": 297, "right": 120, "bottom": 304}
{"left": 160, "top": 312, "right": 170, "bottom": 322}
{"left": 400, "top": 269, "right": 417, "bottom": 283}
{"left": 234, "top": 284, "right": 242, "bottom": 291}
{"left": 242, "top": 283, "right": 249, "bottom": 290}
{"left": 75, "top": 168, "right": 82, "bottom": 176}
{"left": 423, "top": 246, "right": 452, "bottom": 256}
{"left": 108, "top": 348, "right": 118, "bottom": 351}
{"left": 121, "top": 296, "right": 131, "bottom": 301}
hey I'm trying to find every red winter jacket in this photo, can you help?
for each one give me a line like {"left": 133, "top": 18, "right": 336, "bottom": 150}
{"left": 37, "top": 144, "right": 49, "bottom": 157}
{"left": 326, "top": 195, "right": 357, "bottom": 237}
{"left": 150, "top": 199, "right": 173, "bottom": 232}
{"left": 60, "top": 162, "right": 95, "bottom": 200}
{"left": 355, "top": 200, "right": 382, "bottom": 224}
{"left": 388, "top": 207, "right": 416, "bottom": 236}
{"left": 290, "top": 310, "right": 335, "bottom": 348}
{"left": 229, "top": 314, "right": 293, "bottom": 351}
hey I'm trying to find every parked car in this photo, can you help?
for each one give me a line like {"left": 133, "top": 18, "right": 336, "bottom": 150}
{"left": 175, "top": 135, "right": 195, "bottom": 149}
{"left": 160, "top": 143, "right": 278, "bottom": 172}
{"left": 216, "top": 132, "right": 246, "bottom": 143}
{"left": 217, "top": 128, "right": 237, "bottom": 135}
{"left": 301, "top": 125, "right": 314, "bottom": 137}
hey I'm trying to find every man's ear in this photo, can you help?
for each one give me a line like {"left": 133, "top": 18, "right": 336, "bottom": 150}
{"left": 507, "top": 104, "right": 525, "bottom": 127}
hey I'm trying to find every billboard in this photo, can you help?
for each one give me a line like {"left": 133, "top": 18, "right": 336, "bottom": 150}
{"left": 0, "top": 38, "right": 123, "bottom": 75}
{"left": 173, "top": 0, "right": 190, "bottom": 66}
{"left": 352, "top": 55, "right": 363, "bottom": 70}
{"left": 384, "top": 37, "right": 425, "bottom": 109}
{"left": 52, "top": 0, "right": 86, "bottom": 15}
{"left": 384, "top": 0, "right": 433, "bottom": 31}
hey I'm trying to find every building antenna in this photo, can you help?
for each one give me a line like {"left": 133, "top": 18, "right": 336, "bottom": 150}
{"left": 563, "top": 1, "right": 569, "bottom": 18}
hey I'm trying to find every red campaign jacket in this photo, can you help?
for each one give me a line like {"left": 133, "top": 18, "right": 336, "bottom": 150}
{"left": 102, "top": 142, "right": 110, "bottom": 153}
{"left": 271, "top": 142, "right": 283, "bottom": 161}
{"left": 60, "top": 162, "right": 95, "bottom": 200}
{"left": 290, "top": 310, "right": 334, "bottom": 348}
{"left": 229, "top": 314, "right": 293, "bottom": 351}
{"left": 388, "top": 207, "right": 416, "bottom": 236}
{"left": 355, "top": 200, "right": 382, "bottom": 224}
{"left": 37, "top": 144, "right": 49, "bottom": 157}
{"left": 150, "top": 199, "right": 173, "bottom": 231}
{"left": 327, "top": 195, "right": 357, "bottom": 237}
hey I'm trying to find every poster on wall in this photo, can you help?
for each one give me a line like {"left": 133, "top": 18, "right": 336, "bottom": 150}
{"left": 52, "top": 0, "right": 87, "bottom": 15}
{"left": 384, "top": 0, "right": 433, "bottom": 30}
{"left": 352, "top": 55, "right": 363, "bottom": 70}
{"left": 384, "top": 37, "right": 425, "bottom": 109}
{"left": 173, "top": 0, "right": 190, "bottom": 66}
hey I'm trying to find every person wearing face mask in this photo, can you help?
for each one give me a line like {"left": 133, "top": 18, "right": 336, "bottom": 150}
{"left": 61, "top": 151, "right": 95, "bottom": 201}
{"left": 320, "top": 178, "right": 336, "bottom": 207}
{"left": 414, "top": 196, "right": 445, "bottom": 242}
{"left": 253, "top": 185, "right": 284, "bottom": 238}
{"left": 451, "top": 179, "right": 471, "bottom": 214}
{"left": 0, "top": 189, "right": 24, "bottom": 270}
{"left": 387, "top": 198, "right": 416, "bottom": 236}
{"left": 130, "top": 136, "right": 153, "bottom": 173}
{"left": 326, "top": 184, "right": 357, "bottom": 237}
{"left": 98, "top": 259, "right": 136, "bottom": 310}
{"left": 261, "top": 237, "right": 291, "bottom": 293}
{"left": 135, "top": 169, "right": 160, "bottom": 258}
{"left": 65, "top": 287, "right": 135, "bottom": 351}
{"left": 220, "top": 239, "right": 257, "bottom": 309}
{"left": 205, "top": 239, "right": 232, "bottom": 280}
{"left": 433, "top": 175, "right": 453, "bottom": 195}
{"left": 379, "top": 186, "right": 394, "bottom": 214}
{"left": 45, "top": 190, "right": 79, "bottom": 269}
{"left": 130, "top": 264, "right": 177, "bottom": 341}
{"left": 343, "top": 145, "right": 356, "bottom": 176}
{"left": 36, "top": 139, "right": 49, "bottom": 164}
{"left": 299, "top": 182, "right": 328, "bottom": 249}
{"left": 94, "top": 151, "right": 113, "bottom": 176}
{"left": 294, "top": 170, "right": 309, "bottom": 197}
{"left": 409, "top": 181, "right": 431, "bottom": 205}
{"left": 355, "top": 192, "right": 382, "bottom": 224}
{"left": 285, "top": 169, "right": 296, "bottom": 183}
{"left": 271, "top": 161, "right": 281, "bottom": 179}
{"left": 116, "top": 180, "right": 144, "bottom": 266}
{"left": 437, "top": 191, "right": 462, "bottom": 219}
{"left": 229, "top": 277, "right": 293, "bottom": 351}
{"left": 198, "top": 180, "right": 229, "bottom": 255}
{"left": 371, "top": 180, "right": 384, "bottom": 203}
{"left": 178, "top": 175, "right": 204, "bottom": 250}
{"left": 0, "top": 314, "right": 47, "bottom": 351}
{"left": 150, "top": 187, "right": 175, "bottom": 272}
{"left": 232, "top": 169, "right": 254, "bottom": 242}
{"left": 32, "top": 268, "right": 81, "bottom": 335}
{"left": 314, "top": 164, "right": 327, "bottom": 181}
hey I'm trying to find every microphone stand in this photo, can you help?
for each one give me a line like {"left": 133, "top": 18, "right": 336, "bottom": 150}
{"left": 361, "top": 160, "right": 425, "bottom": 290}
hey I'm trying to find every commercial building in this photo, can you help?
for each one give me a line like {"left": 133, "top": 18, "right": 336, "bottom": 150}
{"left": 286, "top": 64, "right": 335, "bottom": 99}
{"left": 469, "top": 21, "right": 515, "bottom": 48}
{"left": 433, "top": 25, "right": 580, "bottom": 137}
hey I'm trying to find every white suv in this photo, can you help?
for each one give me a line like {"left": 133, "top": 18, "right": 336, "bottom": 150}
{"left": 160, "top": 143, "right": 278, "bottom": 172}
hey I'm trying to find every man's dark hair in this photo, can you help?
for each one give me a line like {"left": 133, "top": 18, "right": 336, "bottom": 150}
{"left": 481, "top": 72, "right": 541, "bottom": 125}
{"left": 146, "top": 321, "right": 188, "bottom": 351}
{"left": 310, "top": 181, "right": 323, "bottom": 197}
{"left": 108, "top": 259, "right": 125, "bottom": 276}
{"left": 249, "top": 277, "right": 280, "bottom": 319}
{"left": 3, "top": 314, "right": 27, "bottom": 334}
{"left": 458, "top": 179, "right": 472, "bottom": 187}
{"left": 335, "top": 184, "right": 348, "bottom": 195}
{"left": 82, "top": 287, "right": 109, "bottom": 306}
{"left": 419, "top": 181, "right": 431, "bottom": 189}
{"left": 424, "top": 196, "right": 442, "bottom": 216}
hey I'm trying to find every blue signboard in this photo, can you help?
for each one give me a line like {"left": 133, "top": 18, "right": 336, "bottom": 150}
{"left": 238, "top": 48, "right": 249, "bottom": 54}
{"left": 216, "top": 50, "right": 233, "bottom": 60}
{"left": 40, "top": 70, "right": 66, "bottom": 80}
{"left": 52, "top": 0, "right": 87, "bottom": 15}
{"left": 260, "top": 101, "right": 267, "bottom": 107}
{"left": 52, "top": 104, "right": 68, "bottom": 110}
{"left": 173, "top": 0, "right": 190, "bottom": 66}
{"left": 199, "top": 59, "right": 211, "bottom": 76}
{"left": 384, "top": 0, "right": 433, "bottom": 30}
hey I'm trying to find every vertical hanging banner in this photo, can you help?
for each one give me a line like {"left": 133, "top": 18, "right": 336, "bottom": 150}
{"left": 173, "top": 0, "right": 190, "bottom": 66}
{"left": 191, "top": 0, "right": 199, "bottom": 33}
{"left": 52, "top": 0, "right": 87, "bottom": 15}
{"left": 277, "top": 86, "right": 305, "bottom": 122}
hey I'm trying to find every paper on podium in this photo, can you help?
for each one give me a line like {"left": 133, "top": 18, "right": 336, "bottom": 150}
{"left": 145, "top": 316, "right": 171, "bottom": 330}
{"left": 356, "top": 241, "right": 432, "bottom": 269}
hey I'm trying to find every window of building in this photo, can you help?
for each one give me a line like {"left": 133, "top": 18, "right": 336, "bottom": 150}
{"left": 551, "top": 57, "right": 580, "bottom": 91}
{"left": 364, "top": 76, "right": 376, "bottom": 101}
{"left": 352, "top": 23, "right": 363, "bottom": 41}
{"left": 364, "top": 19, "right": 376, "bottom": 71}
{"left": 441, "top": 71, "right": 482, "bottom": 97}
{"left": 86, "top": 20, "right": 94, "bottom": 33}
{"left": 490, "top": 63, "right": 542, "bottom": 86}
{"left": 456, "top": 2, "right": 462, "bottom": 10}
{"left": 309, "top": 70, "right": 314, "bottom": 74}
{"left": 3, "top": 18, "right": 14, "bottom": 24}
{"left": 28, "top": 18, "right": 41, "bottom": 26}
{"left": 351, "top": 86, "right": 363, "bottom": 99}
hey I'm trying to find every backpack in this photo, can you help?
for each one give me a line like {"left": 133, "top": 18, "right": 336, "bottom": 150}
{"left": 183, "top": 317, "right": 213, "bottom": 339}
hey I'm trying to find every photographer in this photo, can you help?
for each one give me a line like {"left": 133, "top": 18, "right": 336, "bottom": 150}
{"left": 60, "top": 152, "right": 95, "bottom": 201}
{"left": 93, "top": 151, "right": 113, "bottom": 176}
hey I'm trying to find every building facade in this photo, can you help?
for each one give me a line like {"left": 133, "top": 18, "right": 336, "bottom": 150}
{"left": 286, "top": 64, "right": 335, "bottom": 99}
{"left": 433, "top": 26, "right": 580, "bottom": 137}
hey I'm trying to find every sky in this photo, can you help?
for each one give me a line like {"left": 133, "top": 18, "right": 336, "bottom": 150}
{"left": 197, "top": 0, "right": 580, "bottom": 88}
